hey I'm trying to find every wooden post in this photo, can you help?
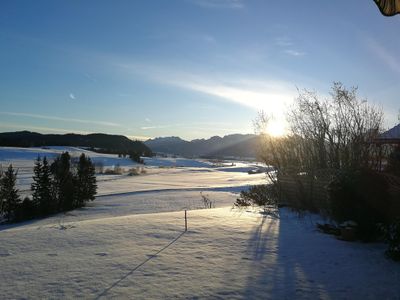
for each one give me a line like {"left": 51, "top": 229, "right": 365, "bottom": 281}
{"left": 185, "top": 210, "right": 187, "bottom": 231}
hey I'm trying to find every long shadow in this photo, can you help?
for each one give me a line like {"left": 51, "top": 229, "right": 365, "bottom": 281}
{"left": 94, "top": 231, "right": 186, "bottom": 300}
{"left": 242, "top": 209, "right": 338, "bottom": 299}
{"left": 247, "top": 213, "right": 277, "bottom": 261}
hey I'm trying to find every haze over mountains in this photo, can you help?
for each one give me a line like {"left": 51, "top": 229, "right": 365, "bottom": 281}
{"left": 145, "top": 134, "right": 259, "bottom": 158}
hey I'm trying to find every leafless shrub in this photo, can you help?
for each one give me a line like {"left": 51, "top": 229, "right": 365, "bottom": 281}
{"left": 200, "top": 192, "right": 214, "bottom": 209}
{"left": 127, "top": 166, "right": 147, "bottom": 176}
{"left": 104, "top": 164, "right": 123, "bottom": 175}
{"left": 257, "top": 83, "right": 383, "bottom": 173}
{"left": 256, "top": 83, "right": 384, "bottom": 214}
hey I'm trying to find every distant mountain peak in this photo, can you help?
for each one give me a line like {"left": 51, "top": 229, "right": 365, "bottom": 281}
{"left": 145, "top": 133, "right": 258, "bottom": 159}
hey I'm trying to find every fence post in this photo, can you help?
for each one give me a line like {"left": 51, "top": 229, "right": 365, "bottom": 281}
{"left": 185, "top": 210, "right": 187, "bottom": 231}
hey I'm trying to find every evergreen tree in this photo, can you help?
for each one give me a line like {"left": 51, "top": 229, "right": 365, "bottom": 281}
{"left": 32, "top": 156, "right": 53, "bottom": 215}
{"left": 76, "top": 153, "right": 97, "bottom": 207}
{"left": 129, "top": 151, "right": 143, "bottom": 164}
{"left": 40, "top": 157, "right": 53, "bottom": 213}
{"left": 0, "top": 165, "right": 21, "bottom": 221}
{"left": 51, "top": 152, "right": 74, "bottom": 211}
{"left": 31, "top": 156, "right": 42, "bottom": 210}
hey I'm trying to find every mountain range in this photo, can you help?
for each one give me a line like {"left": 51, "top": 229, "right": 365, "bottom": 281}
{"left": 145, "top": 134, "right": 259, "bottom": 159}
{"left": 0, "top": 131, "right": 259, "bottom": 159}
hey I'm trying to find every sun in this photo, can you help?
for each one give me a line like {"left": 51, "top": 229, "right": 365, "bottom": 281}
{"left": 267, "top": 120, "right": 286, "bottom": 137}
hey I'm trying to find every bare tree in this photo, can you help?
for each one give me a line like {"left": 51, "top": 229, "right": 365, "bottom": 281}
{"left": 258, "top": 82, "right": 384, "bottom": 172}
{"left": 255, "top": 83, "right": 384, "bottom": 213}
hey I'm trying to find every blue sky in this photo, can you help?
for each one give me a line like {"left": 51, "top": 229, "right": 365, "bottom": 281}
{"left": 1, "top": 0, "right": 399, "bottom": 140}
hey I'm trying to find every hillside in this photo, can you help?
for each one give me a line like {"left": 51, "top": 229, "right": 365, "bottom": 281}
{"left": 0, "top": 131, "right": 152, "bottom": 156}
{"left": 145, "top": 134, "right": 259, "bottom": 158}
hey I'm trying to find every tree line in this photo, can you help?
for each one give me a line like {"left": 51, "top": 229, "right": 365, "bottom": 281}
{"left": 0, "top": 152, "right": 97, "bottom": 222}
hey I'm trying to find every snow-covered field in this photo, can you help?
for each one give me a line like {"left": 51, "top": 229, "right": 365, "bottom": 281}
{"left": 1, "top": 146, "right": 400, "bottom": 299}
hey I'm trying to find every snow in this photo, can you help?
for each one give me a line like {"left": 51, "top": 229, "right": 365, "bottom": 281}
{"left": 0, "top": 146, "right": 137, "bottom": 169}
{"left": 0, "top": 146, "right": 266, "bottom": 197}
{"left": 1, "top": 208, "right": 400, "bottom": 299}
{"left": 143, "top": 156, "right": 214, "bottom": 168}
{"left": 1, "top": 146, "right": 400, "bottom": 299}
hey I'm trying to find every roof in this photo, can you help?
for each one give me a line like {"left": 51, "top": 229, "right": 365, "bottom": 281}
{"left": 374, "top": 123, "right": 400, "bottom": 144}
{"left": 374, "top": 0, "right": 400, "bottom": 16}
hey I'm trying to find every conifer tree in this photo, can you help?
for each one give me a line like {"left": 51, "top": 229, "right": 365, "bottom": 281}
{"left": 76, "top": 153, "right": 97, "bottom": 207}
{"left": 40, "top": 157, "right": 53, "bottom": 213}
{"left": 51, "top": 152, "right": 74, "bottom": 211}
{"left": 31, "top": 156, "right": 42, "bottom": 210}
{"left": 32, "top": 156, "right": 53, "bottom": 215}
{"left": 0, "top": 165, "right": 21, "bottom": 221}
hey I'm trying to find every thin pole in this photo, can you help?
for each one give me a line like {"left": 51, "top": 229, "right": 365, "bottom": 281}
{"left": 185, "top": 210, "right": 187, "bottom": 231}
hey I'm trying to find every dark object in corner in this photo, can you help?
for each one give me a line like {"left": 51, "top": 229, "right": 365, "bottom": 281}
{"left": 374, "top": 0, "right": 400, "bottom": 16}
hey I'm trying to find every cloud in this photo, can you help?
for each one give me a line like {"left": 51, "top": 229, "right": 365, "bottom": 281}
{"left": 145, "top": 118, "right": 151, "bottom": 123}
{"left": 84, "top": 73, "right": 97, "bottom": 83}
{"left": 140, "top": 124, "right": 182, "bottom": 130}
{"left": 141, "top": 126, "right": 161, "bottom": 130}
{"left": 140, "top": 121, "right": 238, "bottom": 133}
{"left": 184, "top": 82, "right": 293, "bottom": 114}
{"left": 189, "top": 0, "right": 244, "bottom": 9}
{"left": 275, "top": 36, "right": 305, "bottom": 57}
{"left": 69, "top": 93, "right": 76, "bottom": 100}
{"left": 0, "top": 112, "right": 121, "bottom": 127}
{"left": 201, "top": 34, "right": 216, "bottom": 43}
{"left": 117, "top": 62, "right": 296, "bottom": 119}
{"left": 275, "top": 37, "right": 293, "bottom": 47}
{"left": 284, "top": 49, "right": 305, "bottom": 57}
{"left": 366, "top": 37, "right": 400, "bottom": 74}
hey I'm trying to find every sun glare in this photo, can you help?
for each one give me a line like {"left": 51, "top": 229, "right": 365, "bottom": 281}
{"left": 267, "top": 120, "right": 286, "bottom": 137}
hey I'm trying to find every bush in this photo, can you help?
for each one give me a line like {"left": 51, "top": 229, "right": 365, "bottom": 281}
{"left": 382, "top": 218, "right": 400, "bottom": 261}
{"left": 129, "top": 151, "right": 144, "bottom": 164}
{"left": 235, "top": 184, "right": 278, "bottom": 211}
{"left": 328, "top": 169, "right": 391, "bottom": 241}
{"left": 15, "top": 197, "right": 36, "bottom": 221}
{"left": 127, "top": 167, "right": 146, "bottom": 176}
{"left": 104, "top": 164, "right": 123, "bottom": 175}
{"left": 386, "top": 146, "right": 400, "bottom": 176}
{"left": 200, "top": 192, "right": 214, "bottom": 209}
{"left": 128, "top": 167, "right": 140, "bottom": 176}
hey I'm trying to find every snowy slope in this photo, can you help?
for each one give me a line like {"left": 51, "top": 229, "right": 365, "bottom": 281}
{"left": 0, "top": 146, "right": 266, "bottom": 197}
{"left": 1, "top": 208, "right": 399, "bottom": 299}
{"left": 1, "top": 146, "right": 399, "bottom": 299}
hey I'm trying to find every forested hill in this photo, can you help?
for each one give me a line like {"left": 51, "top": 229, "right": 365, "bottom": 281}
{"left": 0, "top": 131, "right": 153, "bottom": 156}
{"left": 145, "top": 134, "right": 259, "bottom": 159}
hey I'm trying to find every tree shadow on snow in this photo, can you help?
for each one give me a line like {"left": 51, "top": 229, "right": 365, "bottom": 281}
{"left": 241, "top": 209, "right": 335, "bottom": 299}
